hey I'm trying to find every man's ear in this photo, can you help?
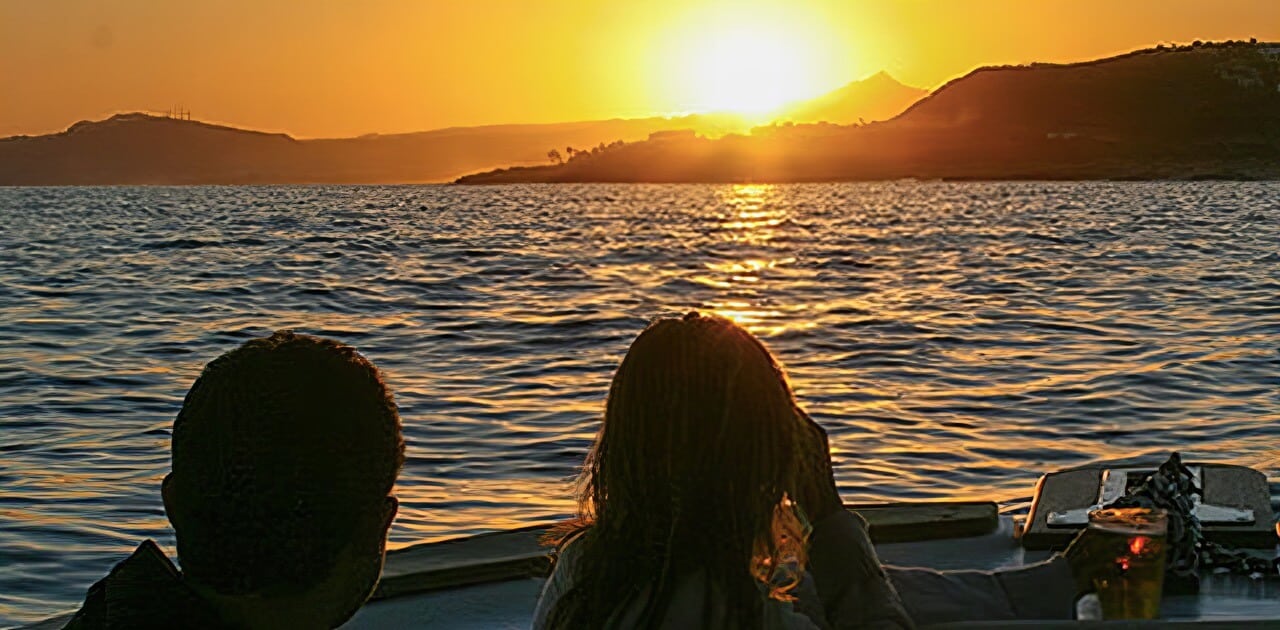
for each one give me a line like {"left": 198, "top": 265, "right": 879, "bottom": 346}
{"left": 161, "top": 473, "right": 178, "bottom": 523}
{"left": 381, "top": 496, "right": 399, "bottom": 531}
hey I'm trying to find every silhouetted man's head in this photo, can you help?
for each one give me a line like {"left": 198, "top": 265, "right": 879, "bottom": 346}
{"left": 161, "top": 331, "right": 404, "bottom": 629}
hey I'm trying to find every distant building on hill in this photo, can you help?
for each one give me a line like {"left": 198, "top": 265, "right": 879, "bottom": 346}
{"left": 648, "top": 129, "right": 697, "bottom": 141}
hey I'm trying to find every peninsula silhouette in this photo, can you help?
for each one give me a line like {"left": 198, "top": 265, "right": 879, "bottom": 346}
{"left": 0, "top": 72, "right": 922, "bottom": 187}
{"left": 459, "top": 42, "right": 1280, "bottom": 184}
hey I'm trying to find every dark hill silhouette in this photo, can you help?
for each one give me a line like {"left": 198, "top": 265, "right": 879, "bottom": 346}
{"left": 779, "top": 72, "right": 928, "bottom": 125}
{"left": 892, "top": 43, "right": 1277, "bottom": 141}
{"left": 459, "top": 42, "right": 1280, "bottom": 184}
{"left": 0, "top": 112, "right": 749, "bottom": 185}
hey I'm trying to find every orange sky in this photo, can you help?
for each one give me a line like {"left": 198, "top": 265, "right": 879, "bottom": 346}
{"left": 2, "top": 0, "right": 1278, "bottom": 138}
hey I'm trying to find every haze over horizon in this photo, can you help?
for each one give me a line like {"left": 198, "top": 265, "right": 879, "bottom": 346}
{"left": 2, "top": 0, "right": 1279, "bottom": 139}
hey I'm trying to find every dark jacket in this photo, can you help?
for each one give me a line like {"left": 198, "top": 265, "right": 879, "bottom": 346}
{"left": 63, "top": 540, "right": 230, "bottom": 630}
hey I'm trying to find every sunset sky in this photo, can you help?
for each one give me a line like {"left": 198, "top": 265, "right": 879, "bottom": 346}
{"left": 3, "top": 0, "right": 1278, "bottom": 138}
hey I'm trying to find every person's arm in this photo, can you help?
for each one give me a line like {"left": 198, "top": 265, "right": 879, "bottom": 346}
{"left": 794, "top": 408, "right": 914, "bottom": 629}
{"left": 885, "top": 517, "right": 1140, "bottom": 625}
{"left": 806, "top": 510, "right": 915, "bottom": 629}
{"left": 884, "top": 556, "right": 1078, "bottom": 625}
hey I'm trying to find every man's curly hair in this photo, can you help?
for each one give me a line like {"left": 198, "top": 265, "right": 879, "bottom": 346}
{"left": 168, "top": 330, "right": 404, "bottom": 596}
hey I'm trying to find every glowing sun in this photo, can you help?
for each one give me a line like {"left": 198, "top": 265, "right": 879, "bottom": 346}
{"left": 660, "top": 17, "right": 837, "bottom": 116}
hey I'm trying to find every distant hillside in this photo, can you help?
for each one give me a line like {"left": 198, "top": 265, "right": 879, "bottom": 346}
{"left": 0, "top": 112, "right": 750, "bottom": 186}
{"left": 460, "top": 42, "right": 1280, "bottom": 184}
{"left": 779, "top": 71, "right": 927, "bottom": 125}
{"left": 891, "top": 42, "right": 1279, "bottom": 141}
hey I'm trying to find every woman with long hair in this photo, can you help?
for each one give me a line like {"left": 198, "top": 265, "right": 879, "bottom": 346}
{"left": 532, "top": 313, "right": 913, "bottom": 629}
{"left": 532, "top": 313, "right": 1101, "bottom": 627}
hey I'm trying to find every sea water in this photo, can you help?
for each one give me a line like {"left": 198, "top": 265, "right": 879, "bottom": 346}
{"left": 1, "top": 182, "right": 1277, "bottom": 625}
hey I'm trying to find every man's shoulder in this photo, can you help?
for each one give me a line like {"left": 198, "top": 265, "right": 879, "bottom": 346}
{"left": 63, "top": 540, "right": 225, "bottom": 630}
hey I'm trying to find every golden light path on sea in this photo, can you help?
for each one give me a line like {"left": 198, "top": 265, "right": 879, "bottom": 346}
{"left": 705, "top": 184, "right": 819, "bottom": 339}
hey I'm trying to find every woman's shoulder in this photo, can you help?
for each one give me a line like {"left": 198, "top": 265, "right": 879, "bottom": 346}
{"left": 550, "top": 528, "right": 589, "bottom": 571}
{"left": 533, "top": 532, "right": 588, "bottom": 630}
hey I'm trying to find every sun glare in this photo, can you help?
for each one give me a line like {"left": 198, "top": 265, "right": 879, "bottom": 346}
{"left": 692, "top": 26, "right": 815, "bottom": 114}
{"left": 654, "top": 10, "right": 841, "bottom": 118}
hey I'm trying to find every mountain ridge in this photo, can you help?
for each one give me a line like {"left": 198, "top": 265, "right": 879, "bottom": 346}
{"left": 778, "top": 72, "right": 928, "bottom": 125}
{"left": 0, "top": 111, "right": 756, "bottom": 185}
{"left": 6, "top": 42, "right": 1279, "bottom": 185}
{"left": 0, "top": 68, "right": 934, "bottom": 186}
{"left": 458, "top": 41, "right": 1280, "bottom": 184}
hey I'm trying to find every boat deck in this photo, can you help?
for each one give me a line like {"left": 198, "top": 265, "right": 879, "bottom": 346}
{"left": 338, "top": 504, "right": 1280, "bottom": 629}
{"left": 23, "top": 502, "right": 1279, "bottom": 629}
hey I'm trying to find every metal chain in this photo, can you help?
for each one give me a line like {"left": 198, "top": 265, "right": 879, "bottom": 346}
{"left": 1105, "top": 452, "right": 1279, "bottom": 581}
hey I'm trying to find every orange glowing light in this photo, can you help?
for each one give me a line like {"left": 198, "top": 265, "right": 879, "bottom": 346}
{"left": 653, "top": 9, "right": 843, "bottom": 118}
{"left": 1129, "top": 535, "right": 1150, "bottom": 555}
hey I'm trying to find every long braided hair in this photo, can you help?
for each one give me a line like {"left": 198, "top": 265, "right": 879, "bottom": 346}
{"left": 547, "top": 313, "right": 810, "bottom": 628}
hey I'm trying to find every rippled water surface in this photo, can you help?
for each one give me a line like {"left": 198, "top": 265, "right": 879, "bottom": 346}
{"left": 1, "top": 182, "right": 1278, "bottom": 625}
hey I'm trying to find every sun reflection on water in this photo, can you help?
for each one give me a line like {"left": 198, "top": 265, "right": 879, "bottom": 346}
{"left": 715, "top": 184, "right": 790, "bottom": 243}
{"left": 703, "top": 184, "right": 816, "bottom": 338}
